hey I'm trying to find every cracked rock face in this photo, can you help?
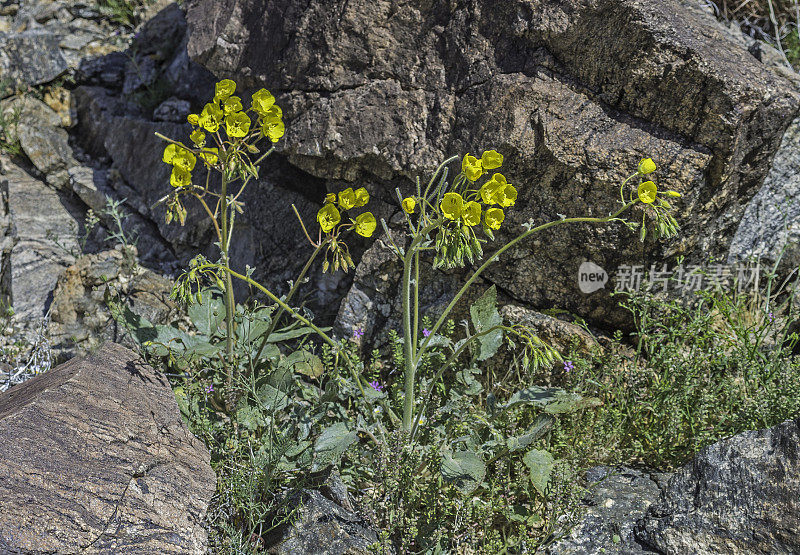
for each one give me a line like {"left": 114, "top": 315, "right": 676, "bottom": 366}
{"left": 185, "top": 0, "right": 799, "bottom": 328}
{"left": 637, "top": 416, "right": 800, "bottom": 554}
{"left": 0, "top": 343, "right": 215, "bottom": 554}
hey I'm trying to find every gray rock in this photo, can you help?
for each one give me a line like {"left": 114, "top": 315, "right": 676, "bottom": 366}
{"left": 153, "top": 96, "right": 191, "bottom": 123}
{"left": 0, "top": 342, "right": 215, "bottom": 554}
{"left": 48, "top": 247, "right": 180, "bottom": 360}
{"left": 264, "top": 489, "right": 378, "bottom": 554}
{"left": 0, "top": 28, "right": 68, "bottom": 87}
{"left": 186, "top": 0, "right": 799, "bottom": 327}
{"left": 548, "top": 466, "right": 664, "bottom": 555}
{"left": 2, "top": 96, "right": 78, "bottom": 187}
{"left": 1, "top": 157, "right": 79, "bottom": 321}
{"left": 637, "top": 417, "right": 800, "bottom": 554}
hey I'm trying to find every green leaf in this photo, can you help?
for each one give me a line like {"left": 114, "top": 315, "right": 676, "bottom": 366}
{"left": 187, "top": 289, "right": 225, "bottom": 337}
{"left": 267, "top": 326, "right": 328, "bottom": 344}
{"left": 506, "top": 414, "right": 555, "bottom": 452}
{"left": 256, "top": 383, "right": 289, "bottom": 412}
{"left": 470, "top": 285, "right": 502, "bottom": 361}
{"left": 236, "top": 404, "right": 265, "bottom": 432}
{"left": 441, "top": 448, "right": 486, "bottom": 495}
{"left": 312, "top": 423, "right": 357, "bottom": 471}
{"left": 237, "top": 307, "right": 273, "bottom": 344}
{"left": 502, "top": 386, "right": 600, "bottom": 414}
{"left": 283, "top": 350, "right": 324, "bottom": 378}
{"left": 523, "top": 448, "right": 554, "bottom": 497}
{"left": 543, "top": 391, "right": 602, "bottom": 414}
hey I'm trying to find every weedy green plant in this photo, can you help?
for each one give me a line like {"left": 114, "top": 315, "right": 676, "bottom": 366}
{"left": 552, "top": 260, "right": 800, "bottom": 470}
{"left": 0, "top": 82, "right": 21, "bottom": 156}
{"left": 97, "top": 0, "right": 156, "bottom": 28}
{"left": 144, "top": 77, "right": 683, "bottom": 550}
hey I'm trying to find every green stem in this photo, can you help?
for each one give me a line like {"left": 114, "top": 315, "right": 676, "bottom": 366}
{"left": 414, "top": 203, "right": 635, "bottom": 368}
{"left": 252, "top": 243, "right": 325, "bottom": 364}
{"left": 197, "top": 263, "right": 401, "bottom": 426}
{"left": 401, "top": 247, "right": 415, "bottom": 432}
{"left": 219, "top": 171, "right": 236, "bottom": 388}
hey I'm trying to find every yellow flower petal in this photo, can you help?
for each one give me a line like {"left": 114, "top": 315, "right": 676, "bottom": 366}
{"left": 170, "top": 166, "right": 192, "bottom": 189}
{"left": 354, "top": 212, "right": 377, "bottom": 237}
{"left": 325, "top": 193, "right": 336, "bottom": 204}
{"left": 485, "top": 207, "right": 505, "bottom": 230}
{"left": 215, "top": 79, "right": 236, "bottom": 101}
{"left": 638, "top": 158, "right": 657, "bottom": 175}
{"left": 638, "top": 180, "right": 657, "bottom": 204}
{"left": 402, "top": 197, "right": 416, "bottom": 214}
{"left": 354, "top": 187, "right": 369, "bottom": 208}
{"left": 463, "top": 201, "right": 481, "bottom": 226}
{"left": 261, "top": 118, "right": 285, "bottom": 142}
{"left": 441, "top": 192, "right": 464, "bottom": 220}
{"left": 252, "top": 89, "right": 276, "bottom": 115}
{"left": 481, "top": 149, "right": 503, "bottom": 170}
{"left": 462, "top": 154, "right": 483, "bottom": 182}
{"left": 498, "top": 183, "right": 517, "bottom": 208}
{"left": 173, "top": 149, "right": 197, "bottom": 172}
{"left": 199, "top": 103, "right": 223, "bottom": 132}
{"left": 338, "top": 188, "right": 356, "bottom": 210}
{"left": 225, "top": 111, "right": 251, "bottom": 138}
{"left": 187, "top": 113, "right": 199, "bottom": 126}
{"left": 222, "top": 96, "right": 243, "bottom": 115}
{"left": 317, "top": 204, "right": 341, "bottom": 233}
{"left": 190, "top": 129, "right": 206, "bottom": 147}
{"left": 162, "top": 144, "right": 178, "bottom": 164}
{"left": 198, "top": 147, "right": 219, "bottom": 166}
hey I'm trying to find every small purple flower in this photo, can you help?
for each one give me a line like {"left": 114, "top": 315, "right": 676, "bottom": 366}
{"left": 563, "top": 360, "right": 574, "bottom": 373}
{"left": 368, "top": 380, "right": 383, "bottom": 392}
{"left": 768, "top": 312, "right": 774, "bottom": 323}
{"left": 353, "top": 328, "right": 364, "bottom": 339}
{"left": 422, "top": 328, "right": 431, "bottom": 338}
{"left": 205, "top": 384, "right": 214, "bottom": 393}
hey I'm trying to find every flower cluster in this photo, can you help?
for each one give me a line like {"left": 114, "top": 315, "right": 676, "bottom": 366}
{"left": 627, "top": 158, "right": 681, "bottom": 241}
{"left": 402, "top": 149, "right": 516, "bottom": 269}
{"left": 314, "top": 187, "right": 376, "bottom": 273}
{"left": 160, "top": 79, "right": 285, "bottom": 225}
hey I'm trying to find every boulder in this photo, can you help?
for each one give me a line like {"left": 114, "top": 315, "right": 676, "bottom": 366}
{"left": 548, "top": 466, "right": 665, "bottom": 555}
{"left": 0, "top": 342, "right": 215, "bottom": 554}
{"left": 0, "top": 156, "right": 80, "bottom": 321}
{"left": 185, "top": 0, "right": 799, "bottom": 328}
{"left": 637, "top": 416, "right": 800, "bottom": 554}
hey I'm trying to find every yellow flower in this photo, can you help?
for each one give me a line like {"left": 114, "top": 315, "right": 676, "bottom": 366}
{"left": 485, "top": 207, "right": 505, "bottom": 230}
{"left": 481, "top": 149, "right": 503, "bottom": 170}
{"left": 354, "top": 187, "right": 369, "bottom": 208}
{"left": 338, "top": 188, "right": 356, "bottom": 210}
{"left": 480, "top": 173, "right": 506, "bottom": 205}
{"left": 498, "top": 183, "right": 517, "bottom": 208}
{"left": 252, "top": 89, "right": 276, "bottom": 115}
{"left": 638, "top": 181, "right": 657, "bottom": 204}
{"left": 225, "top": 111, "right": 251, "bottom": 138}
{"left": 402, "top": 197, "right": 416, "bottom": 214}
{"left": 199, "top": 103, "right": 223, "bottom": 133}
{"left": 173, "top": 149, "right": 197, "bottom": 172}
{"left": 162, "top": 144, "right": 178, "bottom": 164}
{"left": 198, "top": 147, "right": 219, "bottom": 166}
{"left": 222, "top": 96, "right": 243, "bottom": 115}
{"left": 638, "top": 158, "right": 657, "bottom": 175}
{"left": 463, "top": 201, "right": 481, "bottom": 226}
{"left": 214, "top": 79, "right": 236, "bottom": 102}
{"left": 317, "top": 204, "right": 341, "bottom": 233}
{"left": 354, "top": 212, "right": 377, "bottom": 237}
{"left": 187, "top": 113, "right": 199, "bottom": 126}
{"left": 263, "top": 105, "right": 282, "bottom": 120}
{"left": 441, "top": 192, "right": 464, "bottom": 220}
{"left": 190, "top": 129, "right": 206, "bottom": 147}
{"left": 462, "top": 154, "right": 483, "bottom": 182}
{"left": 261, "top": 118, "right": 285, "bottom": 142}
{"left": 170, "top": 166, "right": 192, "bottom": 189}
{"left": 325, "top": 193, "right": 336, "bottom": 204}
